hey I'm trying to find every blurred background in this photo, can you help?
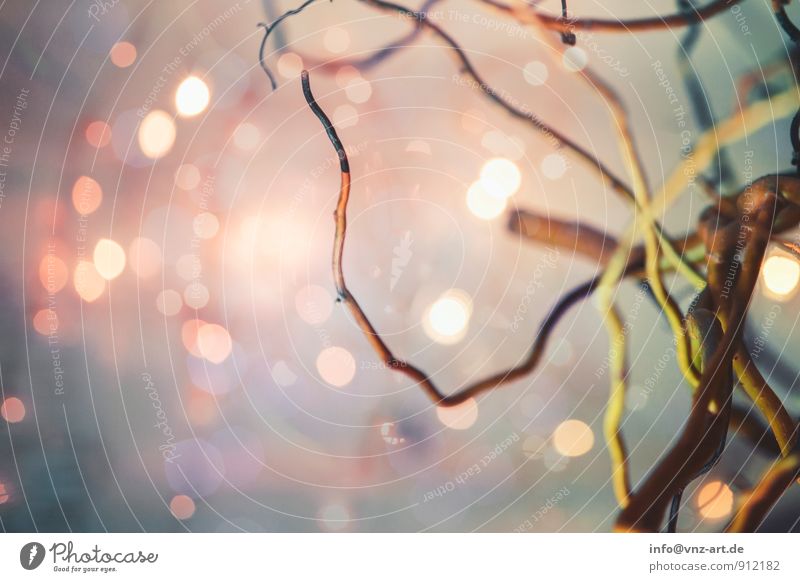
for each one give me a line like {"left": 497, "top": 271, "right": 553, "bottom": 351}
{"left": 0, "top": 0, "right": 798, "bottom": 532}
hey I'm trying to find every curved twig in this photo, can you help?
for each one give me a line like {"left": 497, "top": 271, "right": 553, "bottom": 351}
{"left": 258, "top": 0, "right": 324, "bottom": 90}
{"left": 481, "top": 0, "right": 746, "bottom": 34}
{"left": 726, "top": 453, "right": 800, "bottom": 532}
{"left": 301, "top": 69, "right": 646, "bottom": 406}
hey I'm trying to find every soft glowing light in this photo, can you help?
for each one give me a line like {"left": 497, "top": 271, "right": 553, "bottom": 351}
{"left": 316, "top": 346, "right": 356, "bottom": 387}
{"left": 170, "top": 494, "right": 196, "bottom": 520}
{"left": 552, "top": 419, "right": 594, "bottom": 457}
{"left": 93, "top": 239, "right": 126, "bottom": 280}
{"left": 85, "top": 121, "right": 112, "bottom": 148}
{"left": 319, "top": 503, "right": 350, "bottom": 531}
{"left": 128, "top": 237, "right": 162, "bottom": 278}
{"left": 541, "top": 153, "right": 568, "bottom": 180}
{"left": 423, "top": 289, "right": 472, "bottom": 345}
{"left": 277, "top": 52, "right": 303, "bottom": 79}
{"left": 196, "top": 323, "right": 232, "bottom": 364}
{"left": 175, "top": 76, "right": 210, "bottom": 117}
{"left": 523, "top": 61, "right": 549, "bottom": 86}
{"left": 0, "top": 481, "right": 8, "bottom": 504}
{"left": 324, "top": 27, "right": 350, "bottom": 53}
{"left": 233, "top": 123, "right": 261, "bottom": 151}
{"left": 182, "top": 319, "right": 206, "bottom": 357}
{"left": 193, "top": 212, "right": 219, "bottom": 239}
{"left": 295, "top": 285, "right": 334, "bottom": 325}
{"left": 436, "top": 398, "right": 479, "bottom": 430}
{"left": 345, "top": 77, "right": 372, "bottom": 103}
{"left": 271, "top": 360, "right": 297, "bottom": 387}
{"left": 336, "top": 65, "right": 360, "bottom": 88}
{"left": 480, "top": 157, "right": 522, "bottom": 199}
{"left": 72, "top": 176, "right": 102, "bottom": 215}
{"left": 39, "top": 254, "right": 69, "bottom": 294}
{"left": 563, "top": 47, "right": 588, "bottom": 72}
{"left": 1, "top": 397, "right": 26, "bottom": 423}
{"left": 175, "top": 164, "right": 201, "bottom": 190}
{"left": 110, "top": 41, "right": 136, "bottom": 67}
{"left": 184, "top": 283, "right": 209, "bottom": 309}
{"left": 466, "top": 181, "right": 506, "bottom": 220}
{"left": 138, "top": 110, "right": 176, "bottom": 159}
{"left": 696, "top": 481, "right": 734, "bottom": 519}
{"left": 156, "top": 289, "right": 183, "bottom": 316}
{"left": 33, "top": 309, "right": 57, "bottom": 336}
{"left": 761, "top": 254, "right": 800, "bottom": 299}
{"left": 73, "top": 261, "right": 106, "bottom": 302}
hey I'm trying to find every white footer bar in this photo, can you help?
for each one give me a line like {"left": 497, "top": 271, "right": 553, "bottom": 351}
{"left": 0, "top": 533, "right": 796, "bottom": 580}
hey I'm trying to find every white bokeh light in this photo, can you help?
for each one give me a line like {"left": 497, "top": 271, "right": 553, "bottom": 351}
{"left": 423, "top": 289, "right": 472, "bottom": 345}
{"left": 761, "top": 253, "right": 800, "bottom": 299}
{"left": 466, "top": 181, "right": 506, "bottom": 220}
{"left": 480, "top": 157, "right": 522, "bottom": 199}
{"left": 175, "top": 76, "right": 210, "bottom": 117}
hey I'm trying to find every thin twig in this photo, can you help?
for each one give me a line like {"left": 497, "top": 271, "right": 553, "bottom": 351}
{"left": 300, "top": 69, "right": 641, "bottom": 406}
{"left": 480, "top": 0, "right": 746, "bottom": 34}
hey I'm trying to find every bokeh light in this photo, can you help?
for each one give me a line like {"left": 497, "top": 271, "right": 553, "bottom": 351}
{"left": 196, "top": 323, "right": 232, "bottom": 364}
{"left": 436, "top": 398, "right": 479, "bottom": 430}
{"left": 541, "top": 153, "right": 568, "bottom": 180}
{"left": 184, "top": 282, "right": 210, "bottom": 310}
{"left": 277, "top": 52, "right": 303, "bottom": 79}
{"left": 109, "top": 41, "right": 136, "bottom": 68}
{"left": 156, "top": 289, "right": 183, "bottom": 316}
{"left": 345, "top": 77, "right": 372, "bottom": 103}
{"left": 479, "top": 157, "right": 521, "bottom": 199}
{"left": 169, "top": 494, "right": 196, "bottom": 520}
{"left": 175, "top": 164, "right": 201, "bottom": 190}
{"left": 696, "top": 481, "right": 734, "bottom": 520}
{"left": 423, "top": 289, "right": 472, "bottom": 345}
{"left": 73, "top": 261, "right": 106, "bottom": 302}
{"left": 182, "top": 319, "right": 206, "bottom": 358}
{"left": 71, "top": 175, "right": 102, "bottom": 215}
{"left": 192, "top": 212, "right": 219, "bottom": 239}
{"left": 563, "top": 46, "right": 588, "bottom": 72}
{"left": 316, "top": 346, "right": 356, "bottom": 387}
{"left": 552, "top": 419, "right": 594, "bottom": 457}
{"left": 761, "top": 253, "right": 800, "bottom": 299}
{"left": 93, "top": 239, "right": 126, "bottom": 280}
{"left": 466, "top": 181, "right": 506, "bottom": 220}
{"left": 32, "top": 309, "right": 57, "bottom": 336}
{"left": 1, "top": 397, "right": 26, "bottom": 423}
{"left": 138, "top": 110, "right": 176, "bottom": 159}
{"left": 323, "top": 27, "right": 350, "bottom": 53}
{"left": 39, "top": 254, "right": 69, "bottom": 294}
{"left": 233, "top": 123, "right": 261, "bottom": 151}
{"left": 523, "top": 61, "right": 548, "bottom": 86}
{"left": 175, "top": 76, "right": 210, "bottom": 117}
{"left": 85, "top": 120, "right": 112, "bottom": 148}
